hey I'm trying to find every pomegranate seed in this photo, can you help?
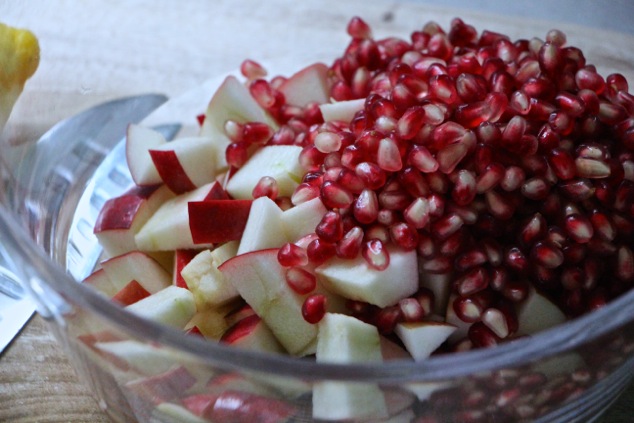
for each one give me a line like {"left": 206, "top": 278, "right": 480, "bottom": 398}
{"left": 291, "top": 182, "right": 320, "bottom": 205}
{"left": 252, "top": 176, "right": 279, "bottom": 200}
{"left": 306, "top": 238, "right": 337, "bottom": 264}
{"left": 403, "top": 197, "right": 431, "bottom": 229}
{"left": 482, "top": 308, "right": 510, "bottom": 338}
{"left": 320, "top": 181, "right": 354, "bottom": 209}
{"left": 389, "top": 222, "right": 419, "bottom": 250}
{"left": 226, "top": 142, "right": 249, "bottom": 168}
{"left": 379, "top": 189, "right": 411, "bottom": 210}
{"left": 355, "top": 161, "right": 387, "bottom": 190}
{"left": 590, "top": 210, "right": 616, "bottom": 241}
{"left": 362, "top": 239, "right": 390, "bottom": 270}
{"left": 575, "top": 157, "right": 611, "bottom": 178}
{"left": 224, "top": 120, "right": 244, "bottom": 142}
{"left": 377, "top": 137, "right": 403, "bottom": 172}
{"left": 521, "top": 177, "right": 551, "bottom": 200}
{"left": 240, "top": 59, "right": 267, "bottom": 80}
{"left": 452, "top": 169, "right": 477, "bottom": 206}
{"left": 453, "top": 296, "right": 485, "bottom": 322}
{"left": 564, "top": 213, "right": 594, "bottom": 243}
{"left": 455, "top": 267, "right": 489, "bottom": 296}
{"left": 616, "top": 245, "right": 634, "bottom": 281}
{"left": 375, "top": 305, "right": 403, "bottom": 334}
{"left": 337, "top": 226, "right": 364, "bottom": 259}
{"left": 278, "top": 243, "right": 308, "bottom": 267}
{"left": 302, "top": 294, "right": 327, "bottom": 324}
{"left": 316, "top": 211, "right": 344, "bottom": 243}
{"left": 243, "top": 122, "right": 274, "bottom": 145}
{"left": 505, "top": 247, "right": 528, "bottom": 272}
{"left": 398, "top": 297, "right": 426, "bottom": 322}
{"left": 431, "top": 213, "right": 464, "bottom": 240}
{"left": 249, "top": 79, "right": 278, "bottom": 109}
{"left": 421, "top": 256, "right": 453, "bottom": 274}
{"left": 500, "top": 166, "right": 525, "bottom": 192}
{"left": 531, "top": 241, "right": 564, "bottom": 268}
{"left": 286, "top": 267, "right": 317, "bottom": 295}
{"left": 548, "top": 148, "right": 576, "bottom": 180}
{"left": 575, "top": 67, "right": 606, "bottom": 94}
{"left": 314, "top": 131, "right": 343, "bottom": 153}
{"left": 476, "top": 162, "right": 505, "bottom": 193}
{"left": 485, "top": 190, "right": 515, "bottom": 219}
{"left": 469, "top": 322, "right": 501, "bottom": 348}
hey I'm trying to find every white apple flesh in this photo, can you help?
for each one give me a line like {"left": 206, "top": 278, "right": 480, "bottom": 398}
{"left": 126, "top": 123, "right": 167, "bottom": 186}
{"left": 125, "top": 285, "right": 196, "bottom": 329}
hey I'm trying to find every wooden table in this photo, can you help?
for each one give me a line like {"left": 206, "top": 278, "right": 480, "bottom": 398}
{"left": 1, "top": 1, "right": 633, "bottom": 421}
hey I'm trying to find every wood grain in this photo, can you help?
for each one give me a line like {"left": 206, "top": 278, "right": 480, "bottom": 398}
{"left": 1, "top": 1, "right": 633, "bottom": 421}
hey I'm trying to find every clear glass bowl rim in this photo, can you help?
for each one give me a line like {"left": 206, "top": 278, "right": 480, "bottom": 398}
{"left": 3, "top": 203, "right": 633, "bottom": 384}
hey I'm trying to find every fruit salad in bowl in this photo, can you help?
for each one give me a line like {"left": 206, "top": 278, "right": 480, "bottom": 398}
{"left": 4, "top": 16, "right": 634, "bottom": 423}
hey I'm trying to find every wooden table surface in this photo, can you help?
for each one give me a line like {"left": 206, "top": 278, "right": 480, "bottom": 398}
{"left": 1, "top": 1, "right": 633, "bottom": 421}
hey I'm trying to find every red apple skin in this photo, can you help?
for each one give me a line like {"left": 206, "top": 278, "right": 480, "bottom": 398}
{"left": 223, "top": 303, "right": 255, "bottom": 327}
{"left": 188, "top": 200, "right": 253, "bottom": 244}
{"left": 219, "top": 314, "right": 261, "bottom": 344}
{"left": 183, "top": 391, "right": 296, "bottom": 423}
{"left": 111, "top": 280, "right": 151, "bottom": 306}
{"left": 174, "top": 249, "right": 200, "bottom": 288}
{"left": 94, "top": 185, "right": 161, "bottom": 232}
{"left": 204, "top": 181, "right": 230, "bottom": 201}
{"left": 149, "top": 149, "right": 197, "bottom": 194}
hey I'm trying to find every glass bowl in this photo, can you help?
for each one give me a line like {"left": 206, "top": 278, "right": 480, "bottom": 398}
{"left": 2, "top": 6, "right": 634, "bottom": 423}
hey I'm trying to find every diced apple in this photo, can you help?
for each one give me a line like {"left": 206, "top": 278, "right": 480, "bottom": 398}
{"left": 218, "top": 248, "right": 317, "bottom": 355}
{"left": 185, "top": 307, "right": 231, "bottom": 340}
{"left": 112, "top": 280, "right": 151, "bottom": 306}
{"left": 315, "top": 247, "right": 419, "bottom": 308}
{"left": 188, "top": 200, "right": 252, "bottom": 244}
{"left": 419, "top": 269, "right": 453, "bottom": 316}
{"left": 313, "top": 313, "right": 388, "bottom": 421}
{"left": 135, "top": 182, "right": 219, "bottom": 251}
{"left": 173, "top": 249, "right": 200, "bottom": 288}
{"left": 319, "top": 98, "right": 365, "bottom": 123}
{"left": 223, "top": 303, "right": 256, "bottom": 327}
{"left": 277, "top": 62, "right": 330, "bottom": 107}
{"left": 394, "top": 321, "right": 456, "bottom": 361}
{"left": 94, "top": 340, "right": 189, "bottom": 376}
{"left": 94, "top": 185, "right": 174, "bottom": 257}
{"left": 225, "top": 145, "right": 304, "bottom": 200}
{"left": 220, "top": 314, "right": 286, "bottom": 354}
{"left": 82, "top": 268, "right": 118, "bottom": 298}
{"left": 100, "top": 250, "right": 172, "bottom": 295}
{"left": 126, "top": 123, "right": 167, "bottom": 186}
{"left": 125, "top": 286, "right": 196, "bottom": 329}
{"left": 280, "top": 196, "right": 327, "bottom": 242}
{"left": 205, "top": 373, "right": 272, "bottom": 398}
{"left": 182, "top": 391, "right": 296, "bottom": 423}
{"left": 199, "top": 75, "right": 277, "bottom": 171}
{"left": 151, "top": 403, "right": 208, "bottom": 423}
{"left": 380, "top": 336, "right": 413, "bottom": 361}
{"left": 516, "top": 286, "right": 567, "bottom": 336}
{"left": 149, "top": 136, "right": 217, "bottom": 194}
{"left": 237, "top": 196, "right": 286, "bottom": 255}
{"left": 180, "top": 242, "right": 240, "bottom": 309}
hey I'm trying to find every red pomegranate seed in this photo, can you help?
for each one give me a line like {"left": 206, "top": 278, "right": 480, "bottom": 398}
{"left": 224, "top": 120, "right": 244, "bottom": 142}
{"left": 355, "top": 162, "right": 387, "bottom": 190}
{"left": 548, "top": 148, "right": 576, "bottom": 180}
{"left": 531, "top": 241, "right": 564, "bottom": 269}
{"left": 575, "top": 157, "right": 611, "bottom": 178}
{"left": 485, "top": 190, "right": 515, "bottom": 219}
{"left": 452, "top": 169, "right": 477, "bottom": 206}
{"left": 240, "top": 59, "right": 267, "bottom": 80}
{"left": 469, "top": 321, "right": 501, "bottom": 348}
{"left": 362, "top": 239, "right": 390, "bottom": 270}
{"left": 482, "top": 308, "right": 510, "bottom": 338}
{"left": 455, "top": 267, "right": 489, "bottom": 296}
{"left": 314, "top": 131, "right": 343, "bottom": 153}
{"left": 431, "top": 213, "right": 464, "bottom": 240}
{"left": 243, "top": 122, "right": 274, "bottom": 145}
{"left": 453, "top": 295, "right": 486, "bottom": 322}
{"left": 421, "top": 256, "right": 453, "bottom": 274}
{"left": 398, "top": 297, "right": 426, "bottom": 322}
{"left": 374, "top": 305, "right": 403, "bottom": 334}
{"left": 249, "top": 79, "right": 278, "bottom": 109}
{"left": 365, "top": 224, "right": 390, "bottom": 243}
{"left": 316, "top": 211, "right": 344, "bottom": 243}
{"left": 417, "top": 233, "right": 437, "bottom": 258}
{"left": 564, "top": 213, "right": 594, "bottom": 243}
{"left": 337, "top": 226, "right": 364, "bottom": 259}
{"left": 377, "top": 137, "right": 403, "bottom": 172}
{"left": 521, "top": 177, "right": 551, "bottom": 200}
{"left": 302, "top": 294, "right": 327, "bottom": 324}
{"left": 306, "top": 238, "right": 337, "bottom": 264}
{"left": 291, "top": 182, "right": 320, "bottom": 205}
{"left": 502, "top": 279, "right": 529, "bottom": 302}
{"left": 616, "top": 245, "right": 634, "bottom": 281}
{"left": 379, "top": 189, "right": 411, "bottom": 210}
{"left": 320, "top": 181, "right": 354, "bottom": 209}
{"left": 575, "top": 67, "right": 606, "bottom": 94}
{"left": 252, "top": 176, "right": 279, "bottom": 200}
{"left": 505, "top": 247, "right": 528, "bottom": 272}
{"left": 389, "top": 222, "right": 419, "bottom": 250}
{"left": 286, "top": 267, "right": 317, "bottom": 295}
{"left": 500, "top": 166, "right": 525, "bottom": 192}
{"left": 590, "top": 210, "right": 616, "bottom": 241}
{"left": 278, "top": 243, "right": 308, "bottom": 267}
{"left": 226, "top": 142, "right": 249, "bottom": 168}
{"left": 403, "top": 197, "right": 431, "bottom": 229}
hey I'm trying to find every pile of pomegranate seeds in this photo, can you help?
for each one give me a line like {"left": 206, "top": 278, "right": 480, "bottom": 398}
{"left": 230, "top": 17, "right": 634, "bottom": 349}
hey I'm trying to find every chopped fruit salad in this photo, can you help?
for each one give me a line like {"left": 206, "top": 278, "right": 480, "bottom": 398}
{"left": 84, "top": 16, "right": 634, "bottom": 415}
{"left": 0, "top": 22, "right": 39, "bottom": 133}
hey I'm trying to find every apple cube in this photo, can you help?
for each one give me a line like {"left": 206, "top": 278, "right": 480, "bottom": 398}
{"left": 180, "top": 241, "right": 240, "bottom": 309}
{"left": 199, "top": 75, "right": 277, "bottom": 171}
{"left": 111, "top": 280, "right": 151, "bottom": 306}
{"left": 82, "top": 268, "right": 119, "bottom": 298}
{"left": 149, "top": 136, "right": 217, "bottom": 194}
{"left": 313, "top": 313, "right": 388, "bottom": 421}
{"left": 225, "top": 145, "right": 304, "bottom": 200}
{"left": 237, "top": 196, "right": 287, "bottom": 255}
{"left": 173, "top": 249, "right": 200, "bottom": 288}
{"left": 125, "top": 285, "right": 196, "bottom": 329}
{"left": 135, "top": 182, "right": 219, "bottom": 251}
{"left": 319, "top": 98, "right": 365, "bottom": 123}
{"left": 278, "top": 62, "right": 330, "bottom": 107}
{"left": 94, "top": 185, "right": 174, "bottom": 257}
{"left": 280, "top": 196, "right": 327, "bottom": 242}
{"left": 126, "top": 123, "right": 167, "bottom": 186}
{"left": 94, "top": 340, "right": 188, "bottom": 376}
{"left": 188, "top": 200, "right": 252, "bottom": 244}
{"left": 394, "top": 321, "right": 457, "bottom": 361}
{"left": 220, "top": 314, "right": 286, "bottom": 354}
{"left": 315, "top": 247, "right": 419, "bottom": 308}
{"left": 182, "top": 391, "right": 296, "bottom": 423}
{"left": 218, "top": 248, "right": 318, "bottom": 355}
{"left": 516, "top": 286, "right": 567, "bottom": 336}
{"left": 100, "top": 250, "right": 172, "bottom": 295}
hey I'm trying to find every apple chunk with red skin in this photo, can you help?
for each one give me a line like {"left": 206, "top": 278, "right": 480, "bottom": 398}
{"left": 220, "top": 314, "right": 286, "bottom": 354}
{"left": 149, "top": 136, "right": 217, "bottom": 194}
{"left": 100, "top": 250, "right": 172, "bottom": 296}
{"left": 199, "top": 75, "right": 277, "bottom": 171}
{"left": 218, "top": 248, "right": 319, "bottom": 356}
{"left": 189, "top": 199, "right": 252, "bottom": 244}
{"left": 135, "top": 182, "right": 221, "bottom": 251}
{"left": 126, "top": 123, "right": 168, "bottom": 186}
{"left": 125, "top": 285, "right": 196, "bottom": 329}
{"left": 315, "top": 247, "right": 419, "bottom": 308}
{"left": 278, "top": 62, "right": 330, "bottom": 108}
{"left": 94, "top": 184, "right": 174, "bottom": 257}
